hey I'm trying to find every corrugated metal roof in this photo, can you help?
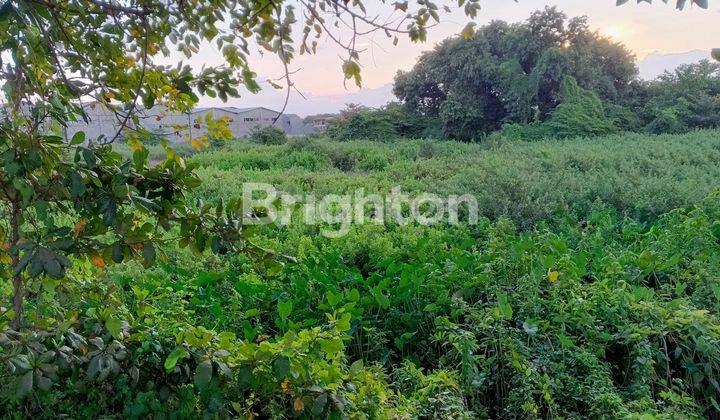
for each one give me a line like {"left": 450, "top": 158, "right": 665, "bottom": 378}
{"left": 191, "top": 106, "right": 277, "bottom": 115}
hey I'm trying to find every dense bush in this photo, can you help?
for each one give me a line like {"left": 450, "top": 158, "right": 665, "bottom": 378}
{"left": 500, "top": 77, "right": 618, "bottom": 141}
{"left": 544, "top": 77, "right": 617, "bottom": 138}
{"left": 327, "top": 106, "right": 396, "bottom": 141}
{"left": 5, "top": 184, "right": 720, "bottom": 417}
{"left": 6, "top": 130, "right": 720, "bottom": 417}
{"left": 248, "top": 125, "right": 288, "bottom": 145}
{"left": 327, "top": 103, "right": 437, "bottom": 141}
{"left": 191, "top": 130, "right": 720, "bottom": 228}
{"left": 640, "top": 60, "right": 720, "bottom": 133}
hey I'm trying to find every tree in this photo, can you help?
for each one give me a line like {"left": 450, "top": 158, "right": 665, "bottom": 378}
{"left": 393, "top": 7, "right": 638, "bottom": 140}
{"left": 0, "top": 0, "right": 483, "bottom": 331}
{"left": 545, "top": 76, "right": 617, "bottom": 138}
{"left": 249, "top": 125, "right": 288, "bottom": 145}
{"left": 640, "top": 60, "right": 720, "bottom": 132}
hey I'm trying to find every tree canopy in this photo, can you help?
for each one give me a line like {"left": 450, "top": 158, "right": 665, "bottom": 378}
{"left": 393, "top": 7, "right": 639, "bottom": 140}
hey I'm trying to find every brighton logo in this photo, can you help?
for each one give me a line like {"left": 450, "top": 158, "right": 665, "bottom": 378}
{"left": 241, "top": 183, "right": 479, "bottom": 238}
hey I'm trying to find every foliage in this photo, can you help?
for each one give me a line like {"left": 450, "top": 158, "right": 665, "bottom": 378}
{"left": 640, "top": 60, "right": 720, "bottom": 133}
{"left": 190, "top": 130, "right": 720, "bottom": 228}
{"left": 327, "top": 104, "right": 396, "bottom": 141}
{"left": 327, "top": 103, "right": 436, "bottom": 141}
{"left": 0, "top": 114, "right": 256, "bottom": 329}
{"left": 0, "top": 0, "right": 479, "bottom": 119}
{"left": 644, "top": 108, "right": 688, "bottom": 135}
{"left": 248, "top": 126, "right": 288, "bottom": 145}
{"left": 500, "top": 121, "right": 554, "bottom": 142}
{"left": 1, "top": 0, "right": 719, "bottom": 417}
{"left": 4, "top": 159, "right": 720, "bottom": 416}
{"left": 545, "top": 77, "right": 618, "bottom": 138}
{"left": 394, "top": 7, "right": 638, "bottom": 140}
{"left": 501, "top": 77, "right": 617, "bottom": 140}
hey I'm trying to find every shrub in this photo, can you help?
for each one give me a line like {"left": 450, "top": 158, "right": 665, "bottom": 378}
{"left": 327, "top": 103, "right": 434, "bottom": 141}
{"left": 545, "top": 77, "right": 618, "bottom": 138}
{"left": 644, "top": 108, "right": 688, "bottom": 134}
{"left": 640, "top": 60, "right": 720, "bottom": 132}
{"left": 7, "top": 133, "right": 720, "bottom": 418}
{"left": 249, "top": 126, "right": 288, "bottom": 145}
{"left": 327, "top": 106, "right": 397, "bottom": 141}
{"left": 500, "top": 122, "right": 554, "bottom": 141}
{"left": 604, "top": 103, "right": 643, "bottom": 132}
{"left": 501, "top": 77, "right": 618, "bottom": 141}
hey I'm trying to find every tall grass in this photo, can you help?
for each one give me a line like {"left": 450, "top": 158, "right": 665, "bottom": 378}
{"left": 188, "top": 130, "right": 720, "bottom": 227}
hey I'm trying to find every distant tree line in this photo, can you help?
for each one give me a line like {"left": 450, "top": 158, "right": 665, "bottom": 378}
{"left": 330, "top": 7, "right": 720, "bottom": 142}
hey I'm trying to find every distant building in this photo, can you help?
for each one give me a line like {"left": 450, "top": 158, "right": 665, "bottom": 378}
{"left": 62, "top": 104, "right": 316, "bottom": 142}
{"left": 303, "top": 114, "right": 336, "bottom": 132}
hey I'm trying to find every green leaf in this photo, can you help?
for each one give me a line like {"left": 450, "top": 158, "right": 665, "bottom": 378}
{"left": 277, "top": 299, "right": 293, "bottom": 320}
{"left": 335, "top": 313, "right": 351, "bottom": 333}
{"left": 265, "top": 259, "right": 284, "bottom": 276}
{"left": 311, "top": 394, "right": 328, "bottom": 416}
{"left": 12, "top": 178, "right": 33, "bottom": 202}
{"left": 106, "top": 317, "right": 123, "bottom": 340}
{"left": 558, "top": 334, "right": 575, "bottom": 347}
{"left": 142, "top": 242, "right": 156, "bottom": 267}
{"left": 111, "top": 243, "right": 124, "bottom": 263}
{"left": 164, "top": 347, "right": 188, "bottom": 372}
{"left": 15, "top": 370, "right": 33, "bottom": 399}
{"left": 70, "top": 131, "right": 85, "bottom": 145}
{"left": 349, "top": 359, "right": 364, "bottom": 375}
{"left": 194, "top": 359, "right": 213, "bottom": 389}
{"left": 273, "top": 356, "right": 291, "bottom": 379}
{"left": 318, "top": 338, "right": 344, "bottom": 357}
{"left": 496, "top": 291, "right": 513, "bottom": 319}
{"left": 11, "top": 355, "right": 32, "bottom": 371}
{"left": 68, "top": 171, "right": 85, "bottom": 197}
{"left": 36, "top": 375, "right": 52, "bottom": 392}
{"left": 101, "top": 198, "right": 117, "bottom": 225}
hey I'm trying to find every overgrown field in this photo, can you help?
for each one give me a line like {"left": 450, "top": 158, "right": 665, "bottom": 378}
{"left": 191, "top": 130, "right": 720, "bottom": 228}
{"left": 4, "top": 131, "right": 720, "bottom": 417}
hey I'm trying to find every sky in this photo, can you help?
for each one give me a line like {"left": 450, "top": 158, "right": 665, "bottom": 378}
{"left": 188, "top": 0, "right": 720, "bottom": 114}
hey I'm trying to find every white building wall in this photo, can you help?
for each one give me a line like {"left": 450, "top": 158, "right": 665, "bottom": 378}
{"left": 61, "top": 105, "right": 313, "bottom": 143}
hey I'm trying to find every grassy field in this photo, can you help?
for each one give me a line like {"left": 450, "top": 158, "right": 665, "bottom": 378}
{"left": 189, "top": 130, "right": 720, "bottom": 228}
{"left": 24, "top": 130, "right": 719, "bottom": 417}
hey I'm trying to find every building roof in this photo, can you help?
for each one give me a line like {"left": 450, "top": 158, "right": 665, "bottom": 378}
{"left": 191, "top": 106, "right": 279, "bottom": 115}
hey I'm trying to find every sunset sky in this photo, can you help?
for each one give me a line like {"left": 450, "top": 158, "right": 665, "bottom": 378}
{"left": 186, "top": 0, "right": 720, "bottom": 110}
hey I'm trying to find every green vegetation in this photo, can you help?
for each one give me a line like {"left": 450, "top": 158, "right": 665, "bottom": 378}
{"left": 501, "top": 76, "right": 618, "bottom": 141}
{"left": 327, "top": 103, "right": 434, "bottom": 141}
{"left": 192, "top": 130, "right": 720, "bottom": 228}
{"left": 5, "top": 131, "right": 720, "bottom": 416}
{"left": 385, "top": 7, "right": 720, "bottom": 142}
{"left": 249, "top": 126, "right": 288, "bottom": 145}
{"left": 2, "top": 0, "right": 718, "bottom": 416}
{"left": 393, "top": 7, "right": 637, "bottom": 140}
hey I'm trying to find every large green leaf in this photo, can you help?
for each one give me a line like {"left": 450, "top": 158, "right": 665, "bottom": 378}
{"left": 106, "top": 317, "right": 123, "bottom": 340}
{"left": 164, "top": 347, "right": 188, "bottom": 372}
{"left": 194, "top": 360, "right": 213, "bottom": 389}
{"left": 15, "top": 371, "right": 33, "bottom": 399}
